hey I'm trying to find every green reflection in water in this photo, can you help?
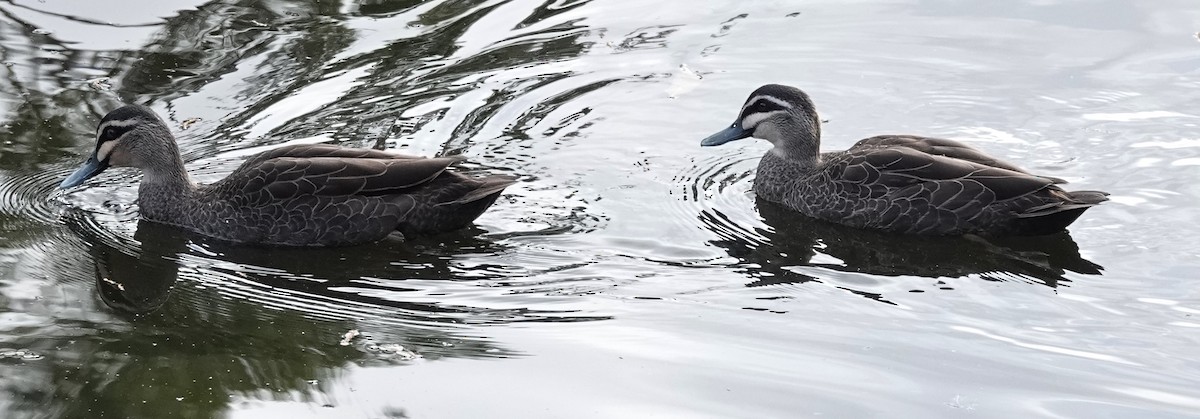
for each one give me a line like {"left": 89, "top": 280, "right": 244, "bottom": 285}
{"left": 0, "top": 0, "right": 606, "bottom": 417}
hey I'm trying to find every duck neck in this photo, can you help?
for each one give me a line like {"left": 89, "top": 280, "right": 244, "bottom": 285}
{"left": 769, "top": 123, "right": 821, "bottom": 168}
{"left": 137, "top": 154, "right": 194, "bottom": 222}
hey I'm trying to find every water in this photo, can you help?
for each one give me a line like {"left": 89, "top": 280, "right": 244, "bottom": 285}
{"left": 2, "top": 0, "right": 1199, "bottom": 417}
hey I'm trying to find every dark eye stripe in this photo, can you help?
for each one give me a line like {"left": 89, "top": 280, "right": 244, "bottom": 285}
{"left": 741, "top": 98, "right": 787, "bottom": 119}
{"left": 753, "top": 98, "right": 786, "bottom": 112}
{"left": 100, "top": 124, "right": 134, "bottom": 142}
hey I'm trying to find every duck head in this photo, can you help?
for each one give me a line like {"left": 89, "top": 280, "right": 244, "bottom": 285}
{"left": 61, "top": 105, "right": 180, "bottom": 188}
{"left": 701, "top": 84, "right": 822, "bottom": 160}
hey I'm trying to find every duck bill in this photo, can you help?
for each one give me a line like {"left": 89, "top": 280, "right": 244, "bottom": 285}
{"left": 700, "top": 123, "right": 751, "bottom": 146}
{"left": 60, "top": 155, "right": 108, "bottom": 189}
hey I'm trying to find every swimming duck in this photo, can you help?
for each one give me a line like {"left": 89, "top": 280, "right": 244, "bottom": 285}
{"left": 60, "top": 105, "right": 516, "bottom": 246}
{"left": 700, "top": 84, "right": 1107, "bottom": 236}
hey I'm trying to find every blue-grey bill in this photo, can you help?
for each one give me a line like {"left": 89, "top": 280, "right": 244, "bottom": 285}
{"left": 700, "top": 123, "right": 751, "bottom": 146}
{"left": 60, "top": 156, "right": 107, "bottom": 189}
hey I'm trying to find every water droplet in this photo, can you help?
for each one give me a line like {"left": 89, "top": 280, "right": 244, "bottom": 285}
{"left": 32, "top": 28, "right": 52, "bottom": 35}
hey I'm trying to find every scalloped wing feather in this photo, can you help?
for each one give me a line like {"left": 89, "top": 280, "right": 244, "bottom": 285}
{"left": 843, "top": 147, "right": 1056, "bottom": 203}
{"left": 215, "top": 156, "right": 458, "bottom": 206}
{"left": 188, "top": 145, "right": 513, "bottom": 245}
{"left": 851, "top": 135, "right": 1035, "bottom": 175}
{"left": 243, "top": 143, "right": 430, "bottom": 165}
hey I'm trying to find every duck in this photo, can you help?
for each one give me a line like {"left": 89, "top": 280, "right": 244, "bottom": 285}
{"left": 60, "top": 104, "right": 517, "bottom": 246}
{"left": 700, "top": 84, "right": 1107, "bottom": 236}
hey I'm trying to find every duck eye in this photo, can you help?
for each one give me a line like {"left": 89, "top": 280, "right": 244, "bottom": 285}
{"left": 748, "top": 99, "right": 783, "bottom": 114}
{"left": 101, "top": 126, "right": 121, "bottom": 141}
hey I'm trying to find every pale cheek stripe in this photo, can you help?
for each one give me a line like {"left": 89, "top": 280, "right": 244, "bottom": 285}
{"left": 741, "top": 110, "right": 786, "bottom": 130}
{"left": 96, "top": 140, "right": 119, "bottom": 162}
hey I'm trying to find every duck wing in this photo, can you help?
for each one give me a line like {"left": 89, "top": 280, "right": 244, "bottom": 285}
{"left": 834, "top": 146, "right": 1065, "bottom": 233}
{"left": 840, "top": 146, "right": 1056, "bottom": 200}
{"left": 241, "top": 143, "right": 428, "bottom": 166}
{"left": 212, "top": 154, "right": 461, "bottom": 206}
{"left": 194, "top": 149, "right": 473, "bottom": 245}
{"left": 850, "top": 135, "right": 1054, "bottom": 179}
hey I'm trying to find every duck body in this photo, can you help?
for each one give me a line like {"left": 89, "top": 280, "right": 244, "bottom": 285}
{"left": 62, "top": 105, "right": 515, "bottom": 247}
{"left": 702, "top": 85, "right": 1107, "bottom": 236}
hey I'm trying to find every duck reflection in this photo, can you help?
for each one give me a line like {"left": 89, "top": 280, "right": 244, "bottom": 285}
{"left": 92, "top": 220, "right": 188, "bottom": 316}
{"left": 35, "top": 213, "right": 557, "bottom": 419}
{"left": 188, "top": 226, "right": 505, "bottom": 283}
{"left": 77, "top": 212, "right": 591, "bottom": 333}
{"left": 705, "top": 198, "right": 1102, "bottom": 297}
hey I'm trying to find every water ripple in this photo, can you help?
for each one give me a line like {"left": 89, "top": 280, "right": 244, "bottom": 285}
{"left": 0, "top": 171, "right": 60, "bottom": 236}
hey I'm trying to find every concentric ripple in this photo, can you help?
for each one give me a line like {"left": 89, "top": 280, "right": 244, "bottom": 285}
{"left": 0, "top": 169, "right": 69, "bottom": 235}
{"left": 672, "top": 148, "right": 769, "bottom": 258}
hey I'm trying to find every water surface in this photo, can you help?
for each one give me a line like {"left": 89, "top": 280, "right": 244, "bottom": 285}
{"left": 1, "top": 0, "right": 1199, "bottom": 418}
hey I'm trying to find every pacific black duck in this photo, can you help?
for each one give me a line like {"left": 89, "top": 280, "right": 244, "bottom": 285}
{"left": 61, "top": 105, "right": 516, "bottom": 246}
{"left": 700, "top": 84, "right": 1107, "bottom": 236}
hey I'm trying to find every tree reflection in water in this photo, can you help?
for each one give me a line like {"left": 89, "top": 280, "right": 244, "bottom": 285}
{"left": 0, "top": 0, "right": 605, "bottom": 417}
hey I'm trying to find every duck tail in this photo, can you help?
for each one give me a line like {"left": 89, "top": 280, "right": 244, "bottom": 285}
{"left": 1064, "top": 190, "right": 1110, "bottom": 205}
{"left": 1010, "top": 189, "right": 1108, "bottom": 235}
{"left": 444, "top": 175, "right": 518, "bottom": 207}
{"left": 396, "top": 174, "right": 517, "bottom": 236}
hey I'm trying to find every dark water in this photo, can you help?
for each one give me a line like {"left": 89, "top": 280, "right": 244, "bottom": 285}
{"left": 2, "top": 0, "right": 1199, "bottom": 417}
